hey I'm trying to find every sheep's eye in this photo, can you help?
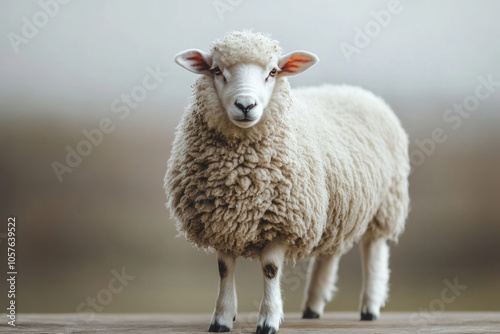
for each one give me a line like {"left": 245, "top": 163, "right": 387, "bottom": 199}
{"left": 269, "top": 68, "right": 278, "bottom": 77}
{"left": 212, "top": 67, "right": 222, "bottom": 75}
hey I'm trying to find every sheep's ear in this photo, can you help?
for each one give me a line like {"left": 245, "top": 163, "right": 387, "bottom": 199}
{"left": 278, "top": 51, "right": 319, "bottom": 77}
{"left": 174, "top": 49, "right": 212, "bottom": 75}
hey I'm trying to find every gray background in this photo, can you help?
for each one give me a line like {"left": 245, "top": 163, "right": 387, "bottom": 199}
{"left": 1, "top": 0, "right": 499, "bottom": 316}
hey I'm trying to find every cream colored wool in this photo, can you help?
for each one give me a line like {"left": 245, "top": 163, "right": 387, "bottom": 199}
{"left": 210, "top": 31, "right": 282, "bottom": 68}
{"left": 164, "top": 32, "right": 409, "bottom": 261}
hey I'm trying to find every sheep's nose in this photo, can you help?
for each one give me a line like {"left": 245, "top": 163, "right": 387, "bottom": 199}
{"left": 235, "top": 101, "right": 256, "bottom": 115}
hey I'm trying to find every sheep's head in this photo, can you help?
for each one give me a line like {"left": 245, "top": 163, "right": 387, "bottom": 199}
{"left": 174, "top": 31, "right": 318, "bottom": 129}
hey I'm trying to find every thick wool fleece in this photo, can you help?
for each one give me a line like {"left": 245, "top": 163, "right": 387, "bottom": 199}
{"left": 210, "top": 30, "right": 282, "bottom": 68}
{"left": 165, "top": 33, "right": 409, "bottom": 260}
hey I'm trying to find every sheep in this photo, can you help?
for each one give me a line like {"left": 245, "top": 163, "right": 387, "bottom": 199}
{"left": 164, "top": 30, "right": 410, "bottom": 334}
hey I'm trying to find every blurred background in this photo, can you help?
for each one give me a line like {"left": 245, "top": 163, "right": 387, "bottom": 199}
{"left": 1, "top": 0, "right": 499, "bottom": 317}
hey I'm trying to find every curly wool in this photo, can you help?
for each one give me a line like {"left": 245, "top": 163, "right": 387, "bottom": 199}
{"left": 165, "top": 78, "right": 320, "bottom": 260}
{"left": 165, "top": 77, "right": 409, "bottom": 260}
{"left": 210, "top": 30, "right": 282, "bottom": 68}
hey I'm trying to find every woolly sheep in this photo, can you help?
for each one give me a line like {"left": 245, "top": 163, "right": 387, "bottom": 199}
{"left": 164, "top": 30, "right": 410, "bottom": 334}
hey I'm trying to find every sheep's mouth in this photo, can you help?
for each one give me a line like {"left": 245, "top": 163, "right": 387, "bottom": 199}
{"left": 234, "top": 118, "right": 255, "bottom": 123}
{"left": 230, "top": 115, "right": 259, "bottom": 128}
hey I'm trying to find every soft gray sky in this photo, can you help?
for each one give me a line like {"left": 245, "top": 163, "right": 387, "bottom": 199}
{"left": 1, "top": 0, "right": 499, "bottom": 121}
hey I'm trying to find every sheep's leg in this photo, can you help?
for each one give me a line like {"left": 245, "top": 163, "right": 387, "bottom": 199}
{"left": 359, "top": 235, "right": 390, "bottom": 320}
{"left": 302, "top": 254, "right": 341, "bottom": 318}
{"left": 209, "top": 251, "right": 237, "bottom": 332}
{"left": 256, "top": 239, "right": 286, "bottom": 334}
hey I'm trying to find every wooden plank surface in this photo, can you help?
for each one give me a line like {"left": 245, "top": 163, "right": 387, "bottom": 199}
{"left": 5, "top": 312, "right": 500, "bottom": 333}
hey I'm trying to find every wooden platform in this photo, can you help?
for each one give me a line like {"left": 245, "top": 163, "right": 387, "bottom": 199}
{"left": 7, "top": 312, "right": 500, "bottom": 333}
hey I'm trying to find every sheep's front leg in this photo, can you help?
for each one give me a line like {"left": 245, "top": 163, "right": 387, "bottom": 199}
{"left": 209, "top": 251, "right": 237, "bottom": 332}
{"left": 256, "top": 240, "right": 286, "bottom": 334}
{"left": 359, "top": 236, "right": 390, "bottom": 321}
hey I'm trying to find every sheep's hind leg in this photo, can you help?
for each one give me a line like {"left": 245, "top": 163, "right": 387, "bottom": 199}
{"left": 359, "top": 235, "right": 390, "bottom": 321}
{"left": 209, "top": 251, "right": 237, "bottom": 332}
{"left": 256, "top": 239, "right": 286, "bottom": 334}
{"left": 302, "top": 254, "right": 341, "bottom": 319}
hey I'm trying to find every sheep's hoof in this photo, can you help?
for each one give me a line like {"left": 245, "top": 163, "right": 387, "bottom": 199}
{"left": 302, "top": 307, "right": 320, "bottom": 319}
{"left": 360, "top": 312, "right": 377, "bottom": 321}
{"left": 208, "top": 322, "right": 230, "bottom": 332}
{"left": 256, "top": 324, "right": 277, "bottom": 334}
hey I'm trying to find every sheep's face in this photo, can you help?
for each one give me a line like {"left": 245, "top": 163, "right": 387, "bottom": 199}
{"left": 175, "top": 48, "right": 318, "bottom": 128}
{"left": 208, "top": 59, "right": 276, "bottom": 128}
